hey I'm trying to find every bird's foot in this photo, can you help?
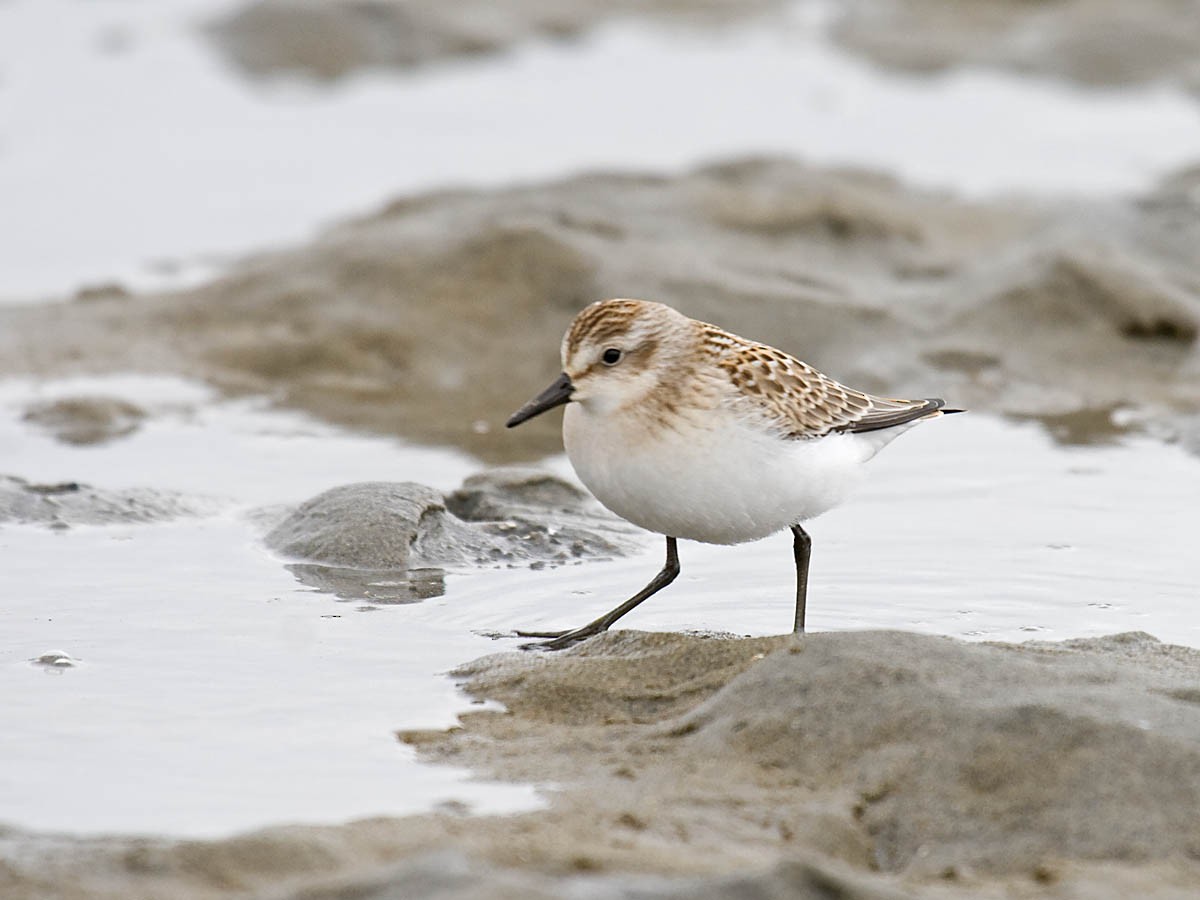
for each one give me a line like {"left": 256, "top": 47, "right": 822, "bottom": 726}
{"left": 517, "top": 624, "right": 605, "bottom": 651}
{"left": 513, "top": 628, "right": 570, "bottom": 639}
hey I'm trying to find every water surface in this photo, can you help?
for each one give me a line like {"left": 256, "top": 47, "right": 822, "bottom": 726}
{"left": 3, "top": 0, "right": 1199, "bottom": 300}
{"left": 2, "top": 377, "right": 1196, "bottom": 837}
{"left": 2, "top": 0, "right": 1197, "bottom": 844}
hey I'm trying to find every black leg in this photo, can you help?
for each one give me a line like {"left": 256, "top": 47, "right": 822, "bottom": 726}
{"left": 791, "top": 524, "right": 810, "bottom": 634}
{"left": 517, "top": 537, "right": 680, "bottom": 651}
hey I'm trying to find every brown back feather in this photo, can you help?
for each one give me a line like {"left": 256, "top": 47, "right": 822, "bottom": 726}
{"left": 702, "top": 324, "right": 942, "bottom": 439}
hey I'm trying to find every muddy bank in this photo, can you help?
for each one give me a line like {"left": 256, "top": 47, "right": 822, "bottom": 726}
{"left": 263, "top": 468, "right": 641, "bottom": 601}
{"left": 22, "top": 395, "right": 146, "bottom": 446}
{"left": 833, "top": 0, "right": 1200, "bottom": 94}
{"left": 1, "top": 159, "right": 1197, "bottom": 461}
{"left": 205, "top": 0, "right": 1200, "bottom": 96}
{"left": 0, "top": 475, "right": 211, "bottom": 527}
{"left": 206, "top": 0, "right": 783, "bottom": 80}
{"left": 5, "top": 630, "right": 1200, "bottom": 899}
{"left": 265, "top": 468, "right": 639, "bottom": 569}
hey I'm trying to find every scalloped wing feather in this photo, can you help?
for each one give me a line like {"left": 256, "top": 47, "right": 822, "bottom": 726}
{"left": 702, "top": 325, "right": 943, "bottom": 439}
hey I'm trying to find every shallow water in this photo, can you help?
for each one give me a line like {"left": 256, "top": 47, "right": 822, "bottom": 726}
{"left": 0, "top": 377, "right": 534, "bottom": 837}
{"left": 2, "top": 376, "right": 1197, "bottom": 837}
{"left": 3, "top": 0, "right": 1199, "bottom": 847}
{"left": 3, "top": 0, "right": 1200, "bottom": 300}
{"left": 484, "top": 416, "right": 1200, "bottom": 646}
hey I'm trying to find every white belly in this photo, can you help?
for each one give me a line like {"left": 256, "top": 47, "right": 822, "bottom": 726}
{"left": 563, "top": 403, "right": 875, "bottom": 545}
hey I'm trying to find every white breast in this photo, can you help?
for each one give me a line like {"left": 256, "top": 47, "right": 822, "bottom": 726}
{"left": 563, "top": 402, "right": 879, "bottom": 545}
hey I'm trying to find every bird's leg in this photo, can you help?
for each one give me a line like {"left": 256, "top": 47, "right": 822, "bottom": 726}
{"left": 517, "top": 537, "right": 680, "bottom": 650}
{"left": 791, "top": 524, "right": 811, "bottom": 634}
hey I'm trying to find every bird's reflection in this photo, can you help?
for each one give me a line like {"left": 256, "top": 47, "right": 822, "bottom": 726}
{"left": 285, "top": 564, "right": 445, "bottom": 604}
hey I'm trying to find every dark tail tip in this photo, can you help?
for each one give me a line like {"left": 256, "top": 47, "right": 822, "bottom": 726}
{"left": 923, "top": 398, "right": 965, "bottom": 416}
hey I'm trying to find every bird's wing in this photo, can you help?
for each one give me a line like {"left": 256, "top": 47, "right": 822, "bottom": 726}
{"left": 704, "top": 328, "right": 944, "bottom": 438}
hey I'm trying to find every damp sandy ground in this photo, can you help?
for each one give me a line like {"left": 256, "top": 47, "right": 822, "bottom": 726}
{"left": 3, "top": 1, "right": 1200, "bottom": 897}
{"left": 5, "top": 0, "right": 1200, "bottom": 301}
{"left": 0, "top": 376, "right": 539, "bottom": 837}
{"left": 6, "top": 627, "right": 1200, "bottom": 899}
{"left": 2, "top": 377, "right": 1197, "bottom": 842}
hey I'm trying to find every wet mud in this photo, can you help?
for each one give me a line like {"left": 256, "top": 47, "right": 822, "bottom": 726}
{"left": 205, "top": 0, "right": 785, "bottom": 80}
{"left": 5, "top": 630, "right": 1199, "bottom": 899}
{"left": 5, "top": 9, "right": 1200, "bottom": 889}
{"left": 22, "top": 395, "right": 146, "bottom": 446}
{"left": 0, "top": 475, "right": 210, "bottom": 527}
{"left": 205, "top": 0, "right": 1200, "bottom": 97}
{"left": 832, "top": 0, "right": 1200, "bottom": 94}
{"left": 273, "top": 469, "right": 640, "bottom": 567}
{"left": 1, "top": 159, "right": 1197, "bottom": 463}
{"left": 264, "top": 469, "right": 641, "bottom": 599}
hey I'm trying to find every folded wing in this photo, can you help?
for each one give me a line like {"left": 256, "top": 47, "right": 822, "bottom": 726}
{"left": 704, "top": 327, "right": 954, "bottom": 439}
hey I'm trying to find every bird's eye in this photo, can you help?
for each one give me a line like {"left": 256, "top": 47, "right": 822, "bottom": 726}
{"left": 602, "top": 348, "right": 622, "bottom": 365}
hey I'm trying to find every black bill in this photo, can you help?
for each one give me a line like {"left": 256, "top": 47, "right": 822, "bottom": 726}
{"left": 506, "top": 372, "right": 575, "bottom": 428}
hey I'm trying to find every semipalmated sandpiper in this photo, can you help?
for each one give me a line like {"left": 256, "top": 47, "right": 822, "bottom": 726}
{"left": 507, "top": 298, "right": 961, "bottom": 649}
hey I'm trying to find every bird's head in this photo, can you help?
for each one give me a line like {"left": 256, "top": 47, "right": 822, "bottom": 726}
{"left": 506, "top": 298, "right": 689, "bottom": 427}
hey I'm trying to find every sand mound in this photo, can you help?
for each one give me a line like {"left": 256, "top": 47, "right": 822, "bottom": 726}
{"left": 4, "top": 630, "right": 1200, "bottom": 898}
{"left": 833, "top": 0, "right": 1200, "bottom": 93}
{"left": 206, "top": 0, "right": 785, "bottom": 80}
{"left": 2, "top": 160, "right": 1198, "bottom": 461}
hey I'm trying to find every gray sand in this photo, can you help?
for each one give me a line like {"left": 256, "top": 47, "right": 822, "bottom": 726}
{"left": 2, "top": 159, "right": 1197, "bottom": 463}
{"left": 22, "top": 396, "right": 146, "bottom": 446}
{"left": 205, "top": 0, "right": 1200, "bottom": 96}
{"left": 5, "top": 630, "right": 1200, "bottom": 899}
{"left": 206, "top": 0, "right": 786, "bottom": 80}
{"left": 2, "top": 63, "right": 1197, "bottom": 897}
{"left": 0, "top": 475, "right": 211, "bottom": 527}
{"left": 265, "top": 469, "right": 640, "bottom": 568}
{"left": 832, "top": 0, "right": 1200, "bottom": 94}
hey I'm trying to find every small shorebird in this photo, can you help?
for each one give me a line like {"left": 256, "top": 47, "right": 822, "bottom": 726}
{"left": 507, "top": 299, "right": 961, "bottom": 649}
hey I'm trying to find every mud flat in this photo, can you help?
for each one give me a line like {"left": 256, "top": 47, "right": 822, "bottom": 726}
{"left": 205, "top": 0, "right": 1200, "bottom": 95}
{"left": 6, "top": 6, "right": 1199, "bottom": 895}
{"left": 2, "top": 158, "right": 1198, "bottom": 462}
{"left": 206, "top": 0, "right": 786, "bottom": 80}
{"left": 5, "top": 629, "right": 1200, "bottom": 899}
{"left": 832, "top": 0, "right": 1200, "bottom": 94}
